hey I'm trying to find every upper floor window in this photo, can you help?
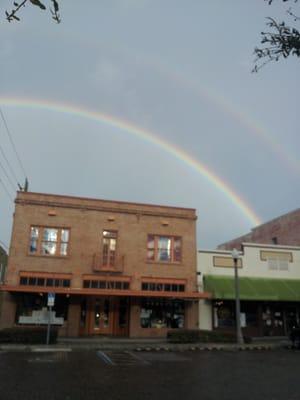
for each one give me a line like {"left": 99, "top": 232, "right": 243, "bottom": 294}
{"left": 268, "top": 257, "right": 289, "bottom": 271}
{"left": 147, "top": 235, "right": 182, "bottom": 263}
{"left": 260, "top": 250, "right": 292, "bottom": 272}
{"left": 102, "top": 230, "right": 117, "bottom": 267}
{"left": 29, "top": 226, "right": 70, "bottom": 256}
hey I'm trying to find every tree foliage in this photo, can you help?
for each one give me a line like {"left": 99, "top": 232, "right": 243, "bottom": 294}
{"left": 5, "top": 0, "right": 60, "bottom": 23}
{"left": 253, "top": 0, "right": 300, "bottom": 71}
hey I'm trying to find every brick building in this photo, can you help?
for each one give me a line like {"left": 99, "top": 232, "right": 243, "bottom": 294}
{"left": 218, "top": 208, "right": 300, "bottom": 250}
{"left": 0, "top": 192, "right": 208, "bottom": 337}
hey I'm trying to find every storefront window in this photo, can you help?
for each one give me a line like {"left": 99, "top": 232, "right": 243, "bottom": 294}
{"left": 140, "top": 299, "right": 185, "bottom": 329}
{"left": 15, "top": 293, "right": 68, "bottom": 325}
{"left": 214, "top": 301, "right": 258, "bottom": 329}
{"left": 215, "top": 303, "right": 235, "bottom": 328}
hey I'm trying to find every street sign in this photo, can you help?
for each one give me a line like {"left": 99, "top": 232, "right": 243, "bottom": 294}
{"left": 47, "top": 292, "right": 55, "bottom": 307}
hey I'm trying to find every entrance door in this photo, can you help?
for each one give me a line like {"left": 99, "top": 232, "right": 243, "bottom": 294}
{"left": 113, "top": 298, "right": 130, "bottom": 337}
{"left": 87, "top": 297, "right": 129, "bottom": 336}
{"left": 91, "top": 298, "right": 111, "bottom": 334}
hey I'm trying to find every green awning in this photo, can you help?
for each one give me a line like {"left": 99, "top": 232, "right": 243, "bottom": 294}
{"left": 203, "top": 275, "right": 300, "bottom": 301}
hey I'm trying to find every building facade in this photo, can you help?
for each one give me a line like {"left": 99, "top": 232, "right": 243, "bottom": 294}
{"left": 218, "top": 208, "right": 300, "bottom": 250}
{"left": 0, "top": 192, "right": 208, "bottom": 337}
{"left": 198, "top": 243, "right": 300, "bottom": 337}
{"left": 0, "top": 246, "right": 8, "bottom": 319}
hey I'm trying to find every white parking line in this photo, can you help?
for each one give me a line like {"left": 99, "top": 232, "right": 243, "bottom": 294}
{"left": 96, "top": 351, "right": 115, "bottom": 365}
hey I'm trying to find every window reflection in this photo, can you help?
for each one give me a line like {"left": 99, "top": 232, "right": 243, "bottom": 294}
{"left": 30, "top": 227, "right": 39, "bottom": 253}
{"left": 157, "top": 237, "right": 172, "bottom": 261}
{"left": 140, "top": 299, "right": 185, "bottom": 329}
{"left": 102, "top": 231, "right": 117, "bottom": 266}
{"left": 29, "top": 226, "right": 69, "bottom": 256}
{"left": 147, "top": 235, "right": 182, "bottom": 263}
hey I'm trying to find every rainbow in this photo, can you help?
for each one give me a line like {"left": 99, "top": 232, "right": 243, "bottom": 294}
{"left": 47, "top": 34, "right": 299, "bottom": 174}
{"left": 0, "top": 97, "right": 261, "bottom": 226}
{"left": 147, "top": 62, "right": 300, "bottom": 175}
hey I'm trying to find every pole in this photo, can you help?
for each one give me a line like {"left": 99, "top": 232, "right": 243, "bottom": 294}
{"left": 46, "top": 305, "right": 52, "bottom": 345}
{"left": 234, "top": 257, "right": 244, "bottom": 345}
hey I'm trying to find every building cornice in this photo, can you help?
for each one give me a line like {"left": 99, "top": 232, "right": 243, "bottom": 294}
{"left": 16, "top": 195, "right": 197, "bottom": 220}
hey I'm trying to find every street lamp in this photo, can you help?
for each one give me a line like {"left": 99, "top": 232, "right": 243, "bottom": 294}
{"left": 231, "top": 248, "right": 244, "bottom": 345}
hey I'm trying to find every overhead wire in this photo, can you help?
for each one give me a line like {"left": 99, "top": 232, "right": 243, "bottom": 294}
{"left": 0, "top": 176, "right": 14, "bottom": 202}
{"left": 0, "top": 140, "right": 20, "bottom": 185}
{"left": 0, "top": 107, "right": 27, "bottom": 180}
{"left": 0, "top": 158, "right": 17, "bottom": 192}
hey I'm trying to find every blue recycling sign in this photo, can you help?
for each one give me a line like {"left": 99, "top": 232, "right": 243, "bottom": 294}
{"left": 47, "top": 292, "right": 55, "bottom": 307}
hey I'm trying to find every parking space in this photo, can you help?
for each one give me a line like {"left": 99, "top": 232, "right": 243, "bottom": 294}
{"left": 0, "top": 350, "right": 300, "bottom": 400}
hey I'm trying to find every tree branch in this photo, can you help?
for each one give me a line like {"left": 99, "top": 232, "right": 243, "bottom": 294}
{"left": 253, "top": 16, "right": 300, "bottom": 71}
{"left": 5, "top": 0, "right": 28, "bottom": 22}
{"left": 5, "top": 0, "right": 60, "bottom": 23}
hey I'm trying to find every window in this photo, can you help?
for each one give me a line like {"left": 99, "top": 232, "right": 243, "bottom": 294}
{"left": 140, "top": 299, "right": 185, "bottom": 329}
{"left": 15, "top": 293, "right": 69, "bottom": 325}
{"left": 102, "top": 230, "right": 117, "bottom": 267}
{"left": 19, "top": 275, "right": 70, "bottom": 288}
{"left": 83, "top": 279, "right": 129, "bottom": 290}
{"left": 268, "top": 257, "right": 289, "bottom": 271}
{"left": 42, "top": 228, "right": 58, "bottom": 255}
{"left": 147, "top": 235, "right": 182, "bottom": 263}
{"left": 29, "top": 226, "right": 70, "bottom": 256}
{"left": 141, "top": 281, "right": 185, "bottom": 292}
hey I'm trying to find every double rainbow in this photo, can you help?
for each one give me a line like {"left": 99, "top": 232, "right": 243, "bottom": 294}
{"left": 0, "top": 97, "right": 261, "bottom": 227}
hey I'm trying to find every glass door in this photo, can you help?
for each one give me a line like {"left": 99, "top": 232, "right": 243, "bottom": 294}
{"left": 92, "top": 298, "right": 111, "bottom": 334}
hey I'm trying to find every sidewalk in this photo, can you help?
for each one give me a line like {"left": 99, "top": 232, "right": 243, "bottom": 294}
{"left": 0, "top": 336, "right": 290, "bottom": 352}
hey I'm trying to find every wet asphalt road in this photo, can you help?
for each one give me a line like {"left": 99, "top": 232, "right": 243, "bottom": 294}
{"left": 0, "top": 349, "right": 299, "bottom": 400}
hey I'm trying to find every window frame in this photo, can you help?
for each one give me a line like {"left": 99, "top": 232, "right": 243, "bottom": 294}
{"left": 102, "top": 230, "right": 118, "bottom": 267}
{"left": 28, "top": 225, "right": 71, "bottom": 257}
{"left": 146, "top": 234, "right": 182, "bottom": 264}
{"left": 19, "top": 273, "right": 71, "bottom": 288}
{"left": 267, "top": 256, "right": 289, "bottom": 271}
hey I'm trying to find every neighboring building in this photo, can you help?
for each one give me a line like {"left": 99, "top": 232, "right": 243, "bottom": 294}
{"left": 0, "top": 246, "right": 8, "bottom": 318}
{"left": 198, "top": 243, "right": 300, "bottom": 337}
{"left": 0, "top": 246, "right": 7, "bottom": 284}
{"left": 0, "top": 191, "right": 208, "bottom": 337}
{"left": 218, "top": 208, "right": 300, "bottom": 250}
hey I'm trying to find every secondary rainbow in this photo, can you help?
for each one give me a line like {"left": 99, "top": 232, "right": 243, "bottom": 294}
{"left": 0, "top": 97, "right": 261, "bottom": 226}
{"left": 48, "top": 35, "right": 299, "bottom": 175}
{"left": 157, "top": 66, "right": 300, "bottom": 175}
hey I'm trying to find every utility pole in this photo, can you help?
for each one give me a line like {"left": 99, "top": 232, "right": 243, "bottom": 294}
{"left": 232, "top": 248, "right": 244, "bottom": 345}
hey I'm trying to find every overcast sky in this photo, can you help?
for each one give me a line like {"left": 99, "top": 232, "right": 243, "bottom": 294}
{"left": 0, "top": 0, "right": 299, "bottom": 250}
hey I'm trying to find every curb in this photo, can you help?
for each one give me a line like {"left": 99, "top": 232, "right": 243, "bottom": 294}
{"left": 134, "top": 344, "right": 275, "bottom": 352}
{"left": 0, "top": 345, "right": 72, "bottom": 353}
{"left": 0, "top": 343, "right": 280, "bottom": 353}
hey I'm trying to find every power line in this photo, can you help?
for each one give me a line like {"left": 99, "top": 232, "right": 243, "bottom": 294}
{"left": 0, "top": 107, "right": 27, "bottom": 179}
{"left": 0, "top": 158, "right": 16, "bottom": 192}
{"left": 0, "top": 176, "right": 13, "bottom": 202}
{"left": 0, "top": 139, "right": 20, "bottom": 185}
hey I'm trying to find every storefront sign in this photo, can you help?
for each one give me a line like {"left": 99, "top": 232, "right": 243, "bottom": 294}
{"left": 47, "top": 292, "right": 55, "bottom": 307}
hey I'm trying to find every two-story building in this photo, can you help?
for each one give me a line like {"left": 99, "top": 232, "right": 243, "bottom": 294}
{"left": 198, "top": 243, "right": 300, "bottom": 337}
{"left": 0, "top": 191, "right": 209, "bottom": 337}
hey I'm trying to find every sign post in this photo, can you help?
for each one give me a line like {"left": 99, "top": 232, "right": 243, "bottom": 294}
{"left": 46, "top": 293, "right": 55, "bottom": 345}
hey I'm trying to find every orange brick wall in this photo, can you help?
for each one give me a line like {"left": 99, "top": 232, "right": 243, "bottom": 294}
{"left": 2, "top": 192, "right": 198, "bottom": 336}
{"left": 6, "top": 192, "right": 197, "bottom": 291}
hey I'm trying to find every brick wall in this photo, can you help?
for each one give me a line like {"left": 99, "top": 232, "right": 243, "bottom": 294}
{"left": 1, "top": 191, "right": 198, "bottom": 336}
{"left": 218, "top": 208, "right": 300, "bottom": 250}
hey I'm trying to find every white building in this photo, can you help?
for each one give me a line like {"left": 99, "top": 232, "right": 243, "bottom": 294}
{"left": 198, "top": 243, "right": 300, "bottom": 337}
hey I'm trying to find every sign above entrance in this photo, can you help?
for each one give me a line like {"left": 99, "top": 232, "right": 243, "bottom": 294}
{"left": 47, "top": 292, "right": 55, "bottom": 307}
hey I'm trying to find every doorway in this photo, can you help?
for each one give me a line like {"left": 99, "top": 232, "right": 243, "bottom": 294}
{"left": 87, "top": 297, "right": 129, "bottom": 336}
